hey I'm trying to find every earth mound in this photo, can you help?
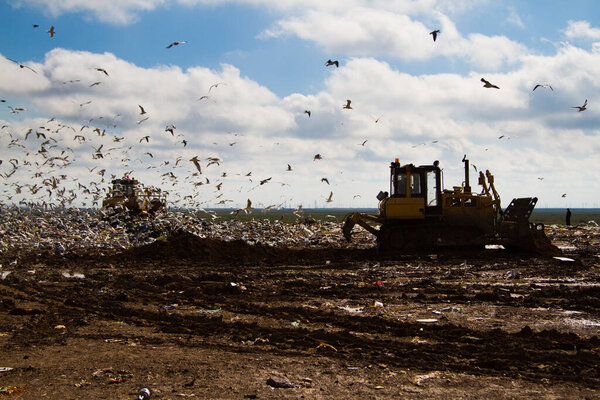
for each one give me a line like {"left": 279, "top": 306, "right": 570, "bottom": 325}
{"left": 121, "top": 230, "right": 282, "bottom": 263}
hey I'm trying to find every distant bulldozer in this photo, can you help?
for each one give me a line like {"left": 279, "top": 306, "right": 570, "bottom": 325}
{"left": 102, "top": 176, "right": 167, "bottom": 216}
{"left": 343, "top": 156, "right": 560, "bottom": 255}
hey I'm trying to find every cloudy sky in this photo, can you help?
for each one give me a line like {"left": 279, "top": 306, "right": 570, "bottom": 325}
{"left": 0, "top": 0, "right": 599, "bottom": 209}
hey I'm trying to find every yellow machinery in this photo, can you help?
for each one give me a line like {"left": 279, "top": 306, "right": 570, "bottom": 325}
{"left": 102, "top": 176, "right": 167, "bottom": 215}
{"left": 343, "top": 156, "right": 559, "bottom": 254}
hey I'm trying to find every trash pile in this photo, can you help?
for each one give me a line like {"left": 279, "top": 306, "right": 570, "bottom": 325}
{"left": 0, "top": 206, "right": 376, "bottom": 258}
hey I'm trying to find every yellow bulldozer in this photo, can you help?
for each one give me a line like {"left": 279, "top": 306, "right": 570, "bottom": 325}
{"left": 343, "top": 156, "right": 560, "bottom": 255}
{"left": 102, "top": 176, "right": 167, "bottom": 216}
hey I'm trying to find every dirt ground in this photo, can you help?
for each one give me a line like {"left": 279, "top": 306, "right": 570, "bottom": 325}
{"left": 1, "top": 224, "right": 599, "bottom": 399}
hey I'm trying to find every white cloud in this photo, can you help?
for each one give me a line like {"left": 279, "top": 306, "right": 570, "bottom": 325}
{"left": 8, "top": 0, "right": 167, "bottom": 24}
{"left": 2, "top": 37, "right": 600, "bottom": 208}
{"left": 564, "top": 20, "right": 600, "bottom": 40}
{"left": 504, "top": 8, "right": 524, "bottom": 29}
{"left": 260, "top": 8, "right": 527, "bottom": 70}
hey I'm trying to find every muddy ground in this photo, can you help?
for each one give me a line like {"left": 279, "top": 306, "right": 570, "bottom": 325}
{"left": 1, "top": 224, "right": 599, "bottom": 399}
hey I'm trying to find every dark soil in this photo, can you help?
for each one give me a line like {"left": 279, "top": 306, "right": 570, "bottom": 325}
{"left": 1, "top": 227, "right": 599, "bottom": 399}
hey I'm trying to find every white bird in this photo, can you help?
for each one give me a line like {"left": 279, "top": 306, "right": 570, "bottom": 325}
{"left": 533, "top": 84, "right": 553, "bottom": 91}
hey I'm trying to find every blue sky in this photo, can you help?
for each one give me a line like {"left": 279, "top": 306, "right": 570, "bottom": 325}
{"left": 1, "top": 0, "right": 599, "bottom": 209}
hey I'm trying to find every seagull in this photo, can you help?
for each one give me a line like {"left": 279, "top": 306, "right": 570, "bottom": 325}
{"left": 6, "top": 57, "right": 37, "bottom": 73}
{"left": 360, "top": 140, "right": 368, "bottom": 146}
{"left": 94, "top": 68, "right": 109, "bottom": 76}
{"left": 165, "top": 124, "right": 176, "bottom": 135}
{"left": 190, "top": 156, "right": 202, "bottom": 174}
{"left": 343, "top": 100, "right": 353, "bottom": 109}
{"left": 139, "top": 136, "right": 150, "bottom": 143}
{"left": 137, "top": 116, "right": 149, "bottom": 124}
{"left": 481, "top": 78, "right": 500, "bottom": 89}
{"left": 537, "top": 177, "right": 544, "bottom": 181}
{"left": 286, "top": 164, "right": 292, "bottom": 171}
{"left": 166, "top": 41, "right": 188, "bottom": 49}
{"left": 430, "top": 29, "right": 440, "bottom": 42}
{"left": 325, "top": 59, "right": 339, "bottom": 68}
{"left": 208, "top": 82, "right": 226, "bottom": 92}
{"left": 325, "top": 191, "right": 333, "bottom": 203}
{"left": 46, "top": 25, "right": 55, "bottom": 37}
{"left": 572, "top": 99, "right": 587, "bottom": 112}
{"left": 562, "top": 193, "right": 567, "bottom": 198}
{"left": 304, "top": 110, "right": 311, "bottom": 117}
{"left": 89, "top": 82, "right": 103, "bottom": 87}
{"left": 313, "top": 154, "right": 322, "bottom": 161}
{"left": 533, "top": 84, "right": 553, "bottom": 91}
{"left": 321, "top": 178, "right": 330, "bottom": 185}
{"left": 138, "top": 104, "right": 147, "bottom": 115}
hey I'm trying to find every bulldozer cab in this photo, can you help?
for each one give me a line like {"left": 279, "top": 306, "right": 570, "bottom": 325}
{"left": 382, "top": 159, "right": 441, "bottom": 218}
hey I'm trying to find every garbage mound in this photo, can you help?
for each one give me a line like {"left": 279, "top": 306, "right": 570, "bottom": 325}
{"left": 122, "top": 230, "right": 281, "bottom": 263}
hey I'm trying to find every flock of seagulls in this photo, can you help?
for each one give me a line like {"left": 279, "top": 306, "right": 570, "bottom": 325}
{"left": 0, "top": 23, "right": 591, "bottom": 212}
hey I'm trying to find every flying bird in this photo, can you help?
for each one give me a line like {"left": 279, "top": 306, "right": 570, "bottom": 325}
{"left": 321, "top": 178, "right": 330, "bottom": 185}
{"left": 137, "top": 116, "right": 149, "bottom": 124}
{"left": 286, "top": 164, "right": 292, "bottom": 171}
{"left": 343, "top": 100, "right": 353, "bottom": 109}
{"left": 562, "top": 193, "right": 567, "bottom": 198}
{"left": 313, "top": 154, "right": 322, "bottom": 161}
{"left": 572, "top": 99, "right": 587, "bottom": 112}
{"left": 208, "top": 82, "right": 226, "bottom": 92}
{"left": 165, "top": 124, "right": 176, "bottom": 135}
{"left": 533, "top": 84, "right": 553, "bottom": 91}
{"left": 360, "top": 140, "right": 368, "bottom": 146}
{"left": 89, "top": 82, "right": 103, "bottom": 87}
{"left": 46, "top": 25, "right": 55, "bottom": 37}
{"left": 139, "top": 136, "right": 150, "bottom": 143}
{"left": 138, "top": 104, "right": 147, "bottom": 115}
{"left": 166, "top": 41, "right": 188, "bottom": 49}
{"left": 190, "top": 156, "right": 202, "bottom": 174}
{"left": 481, "top": 78, "right": 500, "bottom": 89}
{"left": 325, "top": 191, "right": 333, "bottom": 203}
{"left": 94, "top": 68, "right": 109, "bottom": 76}
{"left": 304, "top": 110, "right": 311, "bottom": 117}
{"left": 430, "top": 29, "right": 440, "bottom": 41}
{"left": 5, "top": 57, "right": 37, "bottom": 73}
{"left": 325, "top": 59, "right": 339, "bottom": 67}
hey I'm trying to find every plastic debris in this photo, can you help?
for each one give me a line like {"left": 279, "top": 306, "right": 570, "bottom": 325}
{"left": 138, "top": 387, "right": 151, "bottom": 400}
{"left": 196, "top": 308, "right": 221, "bottom": 314}
{"left": 0, "top": 367, "right": 14, "bottom": 373}
{"left": 553, "top": 256, "right": 576, "bottom": 262}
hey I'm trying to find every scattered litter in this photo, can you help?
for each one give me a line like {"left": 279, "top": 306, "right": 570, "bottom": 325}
{"left": 373, "top": 301, "right": 384, "bottom": 307}
{"left": 61, "top": 271, "right": 85, "bottom": 279}
{"left": 0, "top": 367, "right": 14, "bottom": 373}
{"left": 553, "top": 256, "right": 576, "bottom": 262}
{"left": 0, "top": 386, "right": 27, "bottom": 395}
{"left": 138, "top": 387, "right": 151, "bottom": 400}
{"left": 416, "top": 319, "right": 438, "bottom": 323}
{"left": 339, "top": 306, "right": 364, "bottom": 313}
{"left": 266, "top": 376, "right": 294, "bottom": 388}
{"left": 291, "top": 321, "right": 300, "bottom": 327}
{"left": 196, "top": 308, "right": 221, "bottom": 314}
{"left": 0, "top": 271, "right": 11, "bottom": 280}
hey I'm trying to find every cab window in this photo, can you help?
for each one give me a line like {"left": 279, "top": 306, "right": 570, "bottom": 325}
{"left": 411, "top": 173, "right": 422, "bottom": 196}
